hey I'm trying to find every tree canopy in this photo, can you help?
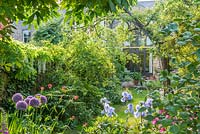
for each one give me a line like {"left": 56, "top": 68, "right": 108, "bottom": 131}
{"left": 0, "top": 0, "right": 137, "bottom": 26}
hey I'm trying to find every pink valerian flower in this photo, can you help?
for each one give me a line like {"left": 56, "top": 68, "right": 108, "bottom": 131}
{"left": 160, "top": 127, "right": 166, "bottom": 133}
{"left": 159, "top": 109, "right": 166, "bottom": 114}
{"left": 73, "top": 96, "right": 79, "bottom": 100}
{"left": 165, "top": 114, "right": 170, "bottom": 119}
{"left": 152, "top": 117, "right": 159, "bottom": 125}
{"left": 48, "top": 84, "right": 52, "bottom": 89}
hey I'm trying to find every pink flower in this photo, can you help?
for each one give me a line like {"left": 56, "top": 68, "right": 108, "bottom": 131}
{"left": 159, "top": 109, "right": 165, "bottom": 114}
{"left": 160, "top": 127, "right": 166, "bottom": 133}
{"left": 40, "top": 86, "right": 45, "bottom": 91}
{"left": 152, "top": 117, "right": 159, "bottom": 125}
{"left": 73, "top": 96, "right": 79, "bottom": 100}
{"left": 48, "top": 84, "right": 52, "bottom": 89}
{"left": 172, "top": 121, "right": 175, "bottom": 125}
{"left": 165, "top": 114, "right": 170, "bottom": 119}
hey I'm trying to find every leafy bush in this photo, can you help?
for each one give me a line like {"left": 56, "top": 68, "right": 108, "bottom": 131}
{"left": 82, "top": 116, "right": 133, "bottom": 134}
{"left": 140, "top": 89, "right": 200, "bottom": 134}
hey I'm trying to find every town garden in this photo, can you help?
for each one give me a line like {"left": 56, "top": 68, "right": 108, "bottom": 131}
{"left": 0, "top": 0, "right": 200, "bottom": 134}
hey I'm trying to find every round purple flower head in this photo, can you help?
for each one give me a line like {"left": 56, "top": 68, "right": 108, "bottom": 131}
{"left": 27, "top": 95, "right": 33, "bottom": 99}
{"left": 40, "top": 95, "right": 47, "bottom": 104}
{"left": 12, "top": 93, "right": 23, "bottom": 103}
{"left": 24, "top": 98, "right": 31, "bottom": 105}
{"left": 16, "top": 101, "right": 28, "bottom": 110}
{"left": 29, "top": 97, "right": 40, "bottom": 107}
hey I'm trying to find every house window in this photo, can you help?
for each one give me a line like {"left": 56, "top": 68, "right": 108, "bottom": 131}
{"left": 22, "top": 30, "right": 31, "bottom": 43}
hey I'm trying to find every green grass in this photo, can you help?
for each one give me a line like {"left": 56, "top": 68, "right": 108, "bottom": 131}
{"left": 114, "top": 89, "right": 150, "bottom": 131}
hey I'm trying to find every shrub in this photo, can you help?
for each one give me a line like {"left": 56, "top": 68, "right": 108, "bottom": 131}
{"left": 82, "top": 116, "right": 133, "bottom": 134}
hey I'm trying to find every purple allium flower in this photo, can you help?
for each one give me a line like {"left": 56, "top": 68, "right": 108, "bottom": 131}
{"left": 0, "top": 130, "right": 9, "bottom": 134}
{"left": 40, "top": 95, "right": 47, "bottom": 104}
{"left": 29, "top": 97, "right": 40, "bottom": 107}
{"left": 3, "top": 131, "right": 9, "bottom": 134}
{"left": 12, "top": 93, "right": 23, "bottom": 103}
{"left": 16, "top": 101, "right": 28, "bottom": 110}
{"left": 27, "top": 95, "right": 33, "bottom": 99}
{"left": 35, "top": 94, "right": 41, "bottom": 98}
{"left": 24, "top": 98, "right": 31, "bottom": 105}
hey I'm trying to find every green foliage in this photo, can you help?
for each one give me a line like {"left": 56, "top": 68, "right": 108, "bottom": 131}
{"left": 0, "top": 0, "right": 136, "bottom": 40}
{"left": 131, "top": 72, "right": 142, "bottom": 81}
{"left": 82, "top": 116, "right": 133, "bottom": 134}
{"left": 141, "top": 87, "right": 200, "bottom": 133}
{"left": 0, "top": 40, "right": 37, "bottom": 80}
{"left": 65, "top": 31, "right": 115, "bottom": 85}
{"left": 32, "top": 18, "right": 64, "bottom": 44}
{"left": 8, "top": 105, "right": 58, "bottom": 134}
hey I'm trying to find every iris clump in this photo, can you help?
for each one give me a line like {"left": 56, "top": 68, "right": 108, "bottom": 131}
{"left": 134, "top": 98, "right": 153, "bottom": 118}
{"left": 100, "top": 97, "right": 116, "bottom": 117}
{"left": 134, "top": 103, "right": 146, "bottom": 118}
{"left": 121, "top": 91, "right": 132, "bottom": 102}
{"left": 16, "top": 101, "right": 28, "bottom": 110}
{"left": 124, "top": 103, "right": 134, "bottom": 115}
{"left": 12, "top": 93, "right": 23, "bottom": 103}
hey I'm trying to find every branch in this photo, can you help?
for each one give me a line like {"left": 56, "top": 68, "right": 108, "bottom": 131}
{"left": 123, "top": 8, "right": 153, "bottom": 41}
